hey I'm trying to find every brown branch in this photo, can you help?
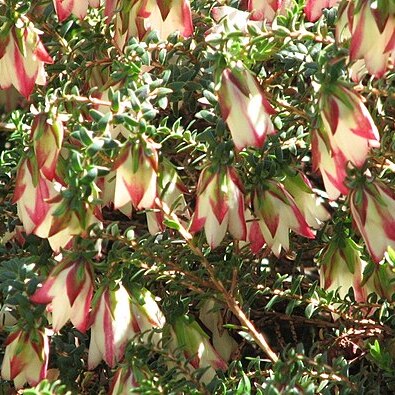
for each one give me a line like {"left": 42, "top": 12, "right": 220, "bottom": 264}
{"left": 155, "top": 198, "right": 279, "bottom": 363}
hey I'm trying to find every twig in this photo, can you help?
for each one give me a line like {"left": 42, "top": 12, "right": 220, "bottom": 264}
{"left": 155, "top": 198, "right": 279, "bottom": 363}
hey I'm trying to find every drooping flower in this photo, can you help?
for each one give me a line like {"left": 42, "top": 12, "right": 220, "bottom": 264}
{"left": 283, "top": 172, "right": 330, "bottom": 229}
{"left": 0, "top": 17, "right": 53, "bottom": 98}
{"left": 112, "top": 0, "right": 194, "bottom": 50}
{"left": 113, "top": 139, "right": 159, "bottom": 211}
{"left": 52, "top": 0, "right": 100, "bottom": 22}
{"left": 336, "top": 0, "right": 395, "bottom": 78}
{"left": 167, "top": 315, "right": 228, "bottom": 384}
{"left": 30, "top": 258, "right": 94, "bottom": 333}
{"left": 320, "top": 84, "right": 380, "bottom": 168}
{"left": 218, "top": 67, "right": 276, "bottom": 151}
{"left": 190, "top": 165, "right": 246, "bottom": 249}
{"left": 31, "top": 113, "right": 64, "bottom": 181}
{"left": 247, "top": 0, "right": 292, "bottom": 22}
{"left": 12, "top": 157, "right": 56, "bottom": 236}
{"left": 304, "top": 0, "right": 339, "bottom": 22}
{"left": 350, "top": 180, "right": 395, "bottom": 264}
{"left": 88, "top": 284, "right": 133, "bottom": 369}
{"left": 129, "top": 286, "right": 166, "bottom": 345}
{"left": 312, "top": 84, "right": 380, "bottom": 200}
{"left": 248, "top": 180, "right": 315, "bottom": 256}
{"left": 37, "top": 195, "right": 101, "bottom": 252}
{"left": 1, "top": 328, "right": 49, "bottom": 389}
{"left": 311, "top": 128, "right": 348, "bottom": 200}
{"left": 198, "top": 299, "right": 238, "bottom": 362}
{"left": 146, "top": 160, "right": 188, "bottom": 235}
{"left": 319, "top": 237, "right": 371, "bottom": 302}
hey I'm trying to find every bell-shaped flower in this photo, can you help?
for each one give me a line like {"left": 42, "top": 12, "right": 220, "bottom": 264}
{"left": 0, "top": 17, "right": 53, "bottom": 98}
{"left": 113, "top": 139, "right": 159, "bottom": 211}
{"left": 350, "top": 181, "right": 395, "bottom": 264}
{"left": 35, "top": 194, "right": 101, "bottom": 252}
{"left": 304, "top": 0, "right": 339, "bottom": 22}
{"left": 31, "top": 114, "right": 64, "bottom": 181}
{"left": 100, "top": 172, "right": 133, "bottom": 217}
{"left": 198, "top": 299, "right": 238, "bottom": 362}
{"left": 168, "top": 315, "right": 228, "bottom": 384}
{"left": 129, "top": 286, "right": 166, "bottom": 345}
{"left": 248, "top": 180, "right": 315, "bottom": 256}
{"left": 218, "top": 67, "right": 276, "bottom": 151}
{"left": 147, "top": 160, "right": 188, "bottom": 235}
{"left": 311, "top": 128, "right": 348, "bottom": 200}
{"left": 336, "top": 1, "right": 395, "bottom": 78}
{"left": 320, "top": 84, "right": 380, "bottom": 168}
{"left": 247, "top": 0, "right": 292, "bottom": 22}
{"left": 88, "top": 284, "right": 133, "bottom": 369}
{"left": 1, "top": 328, "right": 49, "bottom": 389}
{"left": 113, "top": 0, "right": 193, "bottom": 50}
{"left": 52, "top": 0, "right": 100, "bottom": 22}
{"left": 30, "top": 258, "right": 94, "bottom": 333}
{"left": 190, "top": 165, "right": 246, "bottom": 249}
{"left": 319, "top": 237, "right": 371, "bottom": 302}
{"left": 283, "top": 172, "right": 330, "bottom": 229}
{"left": 12, "top": 157, "right": 56, "bottom": 236}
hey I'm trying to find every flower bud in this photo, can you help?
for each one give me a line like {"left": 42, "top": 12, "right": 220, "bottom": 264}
{"left": 218, "top": 67, "right": 276, "bottom": 151}
{"left": 31, "top": 114, "right": 64, "bottom": 181}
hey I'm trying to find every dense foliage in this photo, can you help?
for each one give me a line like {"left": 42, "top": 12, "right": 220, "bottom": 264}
{"left": 0, "top": 0, "right": 395, "bottom": 393}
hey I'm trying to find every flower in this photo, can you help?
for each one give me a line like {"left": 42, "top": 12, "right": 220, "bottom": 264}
{"left": 311, "top": 128, "right": 348, "bottom": 200}
{"left": 350, "top": 181, "right": 395, "bottom": 264}
{"left": 247, "top": 0, "right": 292, "bottom": 22}
{"left": 336, "top": 1, "right": 395, "bottom": 78}
{"left": 146, "top": 160, "right": 188, "bottom": 235}
{"left": 249, "top": 180, "right": 315, "bottom": 256}
{"left": 112, "top": 0, "right": 194, "bottom": 50}
{"left": 0, "top": 17, "right": 53, "bottom": 98}
{"left": 283, "top": 172, "right": 330, "bottom": 229}
{"left": 88, "top": 284, "right": 133, "bottom": 369}
{"left": 320, "top": 84, "right": 379, "bottom": 168}
{"left": 218, "top": 67, "right": 276, "bottom": 151}
{"left": 129, "top": 286, "right": 166, "bottom": 345}
{"left": 113, "top": 139, "right": 159, "bottom": 211}
{"left": 319, "top": 238, "right": 370, "bottom": 301}
{"left": 39, "top": 196, "right": 101, "bottom": 252}
{"left": 1, "top": 328, "right": 49, "bottom": 389}
{"left": 304, "top": 0, "right": 339, "bottom": 22}
{"left": 12, "top": 158, "right": 56, "bottom": 236}
{"left": 190, "top": 165, "right": 246, "bottom": 249}
{"left": 168, "top": 315, "right": 228, "bottom": 384}
{"left": 198, "top": 299, "right": 238, "bottom": 362}
{"left": 31, "top": 114, "right": 64, "bottom": 181}
{"left": 52, "top": 0, "right": 100, "bottom": 22}
{"left": 30, "top": 258, "right": 94, "bottom": 333}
